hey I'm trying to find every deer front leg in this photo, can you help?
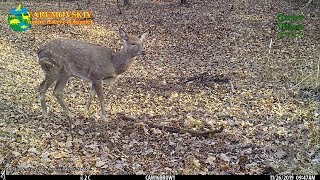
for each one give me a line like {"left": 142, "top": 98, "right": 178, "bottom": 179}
{"left": 84, "top": 83, "right": 95, "bottom": 116}
{"left": 39, "top": 74, "right": 60, "bottom": 118}
{"left": 54, "top": 75, "right": 72, "bottom": 117}
{"left": 92, "top": 81, "right": 107, "bottom": 121}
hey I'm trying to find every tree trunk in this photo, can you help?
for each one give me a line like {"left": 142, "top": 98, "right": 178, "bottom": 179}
{"left": 181, "top": 0, "right": 187, "bottom": 4}
{"left": 124, "top": 0, "right": 130, "bottom": 6}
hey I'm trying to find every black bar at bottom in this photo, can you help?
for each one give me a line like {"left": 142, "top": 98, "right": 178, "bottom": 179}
{"left": 4, "top": 175, "right": 320, "bottom": 180}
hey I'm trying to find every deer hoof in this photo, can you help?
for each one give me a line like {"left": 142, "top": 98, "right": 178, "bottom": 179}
{"left": 41, "top": 111, "right": 48, "bottom": 119}
{"left": 64, "top": 111, "right": 73, "bottom": 119}
{"left": 83, "top": 108, "right": 89, "bottom": 117}
{"left": 42, "top": 114, "right": 48, "bottom": 119}
{"left": 100, "top": 115, "right": 109, "bottom": 123}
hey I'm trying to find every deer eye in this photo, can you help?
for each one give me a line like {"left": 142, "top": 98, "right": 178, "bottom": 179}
{"left": 131, "top": 43, "right": 136, "bottom": 46}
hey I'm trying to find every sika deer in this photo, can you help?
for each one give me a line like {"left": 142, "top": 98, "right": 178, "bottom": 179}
{"left": 37, "top": 28, "right": 148, "bottom": 120}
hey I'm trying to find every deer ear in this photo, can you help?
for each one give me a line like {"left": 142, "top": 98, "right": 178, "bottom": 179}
{"left": 140, "top": 32, "right": 148, "bottom": 41}
{"left": 119, "top": 28, "right": 128, "bottom": 40}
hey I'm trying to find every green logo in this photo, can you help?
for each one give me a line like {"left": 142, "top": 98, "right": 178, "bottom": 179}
{"left": 7, "top": 5, "right": 31, "bottom": 32}
{"left": 277, "top": 13, "right": 304, "bottom": 38}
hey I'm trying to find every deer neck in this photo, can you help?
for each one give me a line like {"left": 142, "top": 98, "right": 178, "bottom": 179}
{"left": 112, "top": 47, "right": 135, "bottom": 75}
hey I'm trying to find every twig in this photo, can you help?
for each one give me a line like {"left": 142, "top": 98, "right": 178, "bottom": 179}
{"left": 118, "top": 114, "right": 224, "bottom": 138}
{"left": 269, "top": 38, "right": 273, "bottom": 54}
{"left": 228, "top": 79, "right": 234, "bottom": 106}
{"left": 303, "top": 0, "right": 313, "bottom": 9}
{"left": 117, "top": 0, "right": 122, "bottom": 14}
{"left": 316, "top": 44, "right": 320, "bottom": 87}
{"left": 229, "top": 79, "right": 234, "bottom": 93}
{"left": 290, "top": 72, "right": 315, "bottom": 90}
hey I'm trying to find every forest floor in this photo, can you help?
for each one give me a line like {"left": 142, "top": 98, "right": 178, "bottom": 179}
{"left": 0, "top": 0, "right": 319, "bottom": 175}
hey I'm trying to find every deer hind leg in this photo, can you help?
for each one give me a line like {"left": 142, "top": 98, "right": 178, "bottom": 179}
{"left": 84, "top": 83, "right": 95, "bottom": 116}
{"left": 53, "top": 73, "right": 72, "bottom": 117}
{"left": 39, "top": 74, "right": 60, "bottom": 118}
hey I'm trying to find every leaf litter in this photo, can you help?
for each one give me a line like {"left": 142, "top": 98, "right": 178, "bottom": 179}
{"left": 0, "top": 0, "right": 319, "bottom": 175}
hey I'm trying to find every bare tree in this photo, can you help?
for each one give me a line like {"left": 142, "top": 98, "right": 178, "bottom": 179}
{"left": 117, "top": 0, "right": 131, "bottom": 14}
{"left": 124, "top": 0, "right": 130, "bottom": 6}
{"left": 303, "top": 0, "right": 313, "bottom": 9}
{"left": 181, "top": 0, "right": 187, "bottom": 4}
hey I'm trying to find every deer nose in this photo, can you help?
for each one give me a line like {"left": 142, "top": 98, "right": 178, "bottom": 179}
{"left": 141, "top": 50, "right": 146, "bottom": 55}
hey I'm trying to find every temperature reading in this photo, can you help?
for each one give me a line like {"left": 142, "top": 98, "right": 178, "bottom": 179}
{"left": 80, "top": 175, "right": 91, "bottom": 180}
